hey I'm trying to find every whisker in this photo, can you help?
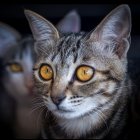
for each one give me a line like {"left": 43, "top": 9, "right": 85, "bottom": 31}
{"left": 32, "top": 102, "right": 45, "bottom": 108}
{"left": 29, "top": 104, "right": 45, "bottom": 116}
{"left": 31, "top": 97, "right": 43, "bottom": 103}
{"left": 94, "top": 110, "right": 109, "bottom": 133}
{"left": 36, "top": 106, "right": 46, "bottom": 129}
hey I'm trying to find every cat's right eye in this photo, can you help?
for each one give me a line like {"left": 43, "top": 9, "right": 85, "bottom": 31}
{"left": 39, "top": 64, "right": 53, "bottom": 81}
{"left": 76, "top": 65, "right": 94, "bottom": 82}
{"left": 8, "top": 63, "right": 23, "bottom": 73}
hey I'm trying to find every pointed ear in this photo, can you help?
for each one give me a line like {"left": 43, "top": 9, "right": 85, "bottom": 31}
{"left": 0, "top": 22, "right": 21, "bottom": 57}
{"left": 88, "top": 4, "right": 131, "bottom": 59}
{"left": 56, "top": 10, "right": 81, "bottom": 33}
{"left": 24, "top": 10, "right": 59, "bottom": 42}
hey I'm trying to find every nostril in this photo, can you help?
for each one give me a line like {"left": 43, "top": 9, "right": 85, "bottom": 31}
{"left": 51, "top": 95, "right": 66, "bottom": 106}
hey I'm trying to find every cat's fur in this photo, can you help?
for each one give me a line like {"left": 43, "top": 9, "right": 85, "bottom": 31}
{"left": 0, "top": 10, "right": 81, "bottom": 138}
{"left": 25, "top": 5, "right": 132, "bottom": 139}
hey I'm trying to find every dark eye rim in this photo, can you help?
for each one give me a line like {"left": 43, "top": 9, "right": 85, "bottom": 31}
{"left": 39, "top": 63, "right": 53, "bottom": 81}
{"left": 75, "top": 64, "right": 95, "bottom": 82}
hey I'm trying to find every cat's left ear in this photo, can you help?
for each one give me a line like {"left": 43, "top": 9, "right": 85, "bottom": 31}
{"left": 88, "top": 4, "right": 131, "bottom": 59}
{"left": 24, "top": 10, "right": 59, "bottom": 42}
{"left": 56, "top": 10, "right": 81, "bottom": 33}
{"left": 0, "top": 22, "right": 21, "bottom": 57}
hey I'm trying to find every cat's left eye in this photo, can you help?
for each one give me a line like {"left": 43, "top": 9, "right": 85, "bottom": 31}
{"left": 8, "top": 63, "right": 23, "bottom": 73}
{"left": 76, "top": 65, "right": 94, "bottom": 82}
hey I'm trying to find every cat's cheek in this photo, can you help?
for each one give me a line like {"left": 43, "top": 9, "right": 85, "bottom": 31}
{"left": 3, "top": 74, "right": 28, "bottom": 95}
{"left": 58, "top": 96, "right": 109, "bottom": 119}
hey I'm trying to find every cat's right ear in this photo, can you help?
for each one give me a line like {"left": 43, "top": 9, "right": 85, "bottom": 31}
{"left": 0, "top": 22, "right": 21, "bottom": 57}
{"left": 86, "top": 4, "right": 131, "bottom": 59}
{"left": 24, "top": 10, "right": 60, "bottom": 42}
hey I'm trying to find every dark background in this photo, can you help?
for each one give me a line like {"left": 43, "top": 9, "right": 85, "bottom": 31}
{"left": 0, "top": 4, "right": 139, "bottom": 58}
{"left": 0, "top": 3, "right": 140, "bottom": 138}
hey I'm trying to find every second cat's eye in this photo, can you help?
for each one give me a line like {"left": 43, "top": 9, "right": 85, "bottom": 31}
{"left": 76, "top": 65, "right": 94, "bottom": 82}
{"left": 8, "top": 63, "right": 23, "bottom": 73}
{"left": 39, "top": 64, "right": 53, "bottom": 81}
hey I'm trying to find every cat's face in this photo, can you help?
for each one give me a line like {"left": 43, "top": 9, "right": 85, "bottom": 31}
{"left": 2, "top": 37, "right": 35, "bottom": 100}
{"left": 25, "top": 5, "right": 131, "bottom": 119}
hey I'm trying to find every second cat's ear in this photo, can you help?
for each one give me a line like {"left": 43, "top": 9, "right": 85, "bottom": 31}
{"left": 24, "top": 10, "right": 59, "bottom": 42}
{"left": 0, "top": 22, "right": 21, "bottom": 57}
{"left": 56, "top": 10, "right": 81, "bottom": 33}
{"left": 87, "top": 4, "right": 131, "bottom": 59}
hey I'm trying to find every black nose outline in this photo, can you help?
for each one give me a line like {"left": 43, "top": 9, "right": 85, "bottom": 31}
{"left": 51, "top": 94, "right": 66, "bottom": 106}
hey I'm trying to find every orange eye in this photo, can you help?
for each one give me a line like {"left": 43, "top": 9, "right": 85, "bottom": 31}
{"left": 76, "top": 65, "right": 94, "bottom": 82}
{"left": 9, "top": 63, "right": 23, "bottom": 72}
{"left": 39, "top": 64, "right": 53, "bottom": 81}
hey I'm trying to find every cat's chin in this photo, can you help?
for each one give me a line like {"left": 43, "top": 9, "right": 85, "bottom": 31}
{"left": 51, "top": 109, "right": 76, "bottom": 119}
{"left": 51, "top": 108, "right": 87, "bottom": 119}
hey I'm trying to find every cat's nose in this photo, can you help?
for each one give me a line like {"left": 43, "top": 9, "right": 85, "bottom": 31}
{"left": 51, "top": 95, "right": 66, "bottom": 106}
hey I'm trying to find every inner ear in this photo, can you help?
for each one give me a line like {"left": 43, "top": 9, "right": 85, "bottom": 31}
{"left": 24, "top": 10, "right": 59, "bottom": 42}
{"left": 114, "top": 37, "right": 130, "bottom": 59}
{"left": 0, "top": 22, "right": 21, "bottom": 57}
{"left": 87, "top": 5, "right": 131, "bottom": 59}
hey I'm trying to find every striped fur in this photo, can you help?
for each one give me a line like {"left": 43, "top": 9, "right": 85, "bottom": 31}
{"left": 25, "top": 5, "right": 132, "bottom": 139}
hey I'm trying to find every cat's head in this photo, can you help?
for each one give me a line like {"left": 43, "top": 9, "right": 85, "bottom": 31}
{"left": 0, "top": 22, "right": 32, "bottom": 101}
{"left": 25, "top": 5, "right": 131, "bottom": 120}
{"left": 0, "top": 32, "right": 35, "bottom": 100}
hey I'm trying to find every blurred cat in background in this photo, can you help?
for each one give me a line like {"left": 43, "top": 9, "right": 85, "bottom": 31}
{"left": 0, "top": 9, "right": 81, "bottom": 138}
{"left": 0, "top": 21, "right": 41, "bottom": 139}
{"left": 0, "top": 22, "right": 19, "bottom": 138}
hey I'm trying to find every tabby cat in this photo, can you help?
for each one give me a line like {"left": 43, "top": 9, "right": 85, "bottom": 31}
{"left": 0, "top": 10, "right": 81, "bottom": 138}
{"left": 25, "top": 4, "right": 132, "bottom": 139}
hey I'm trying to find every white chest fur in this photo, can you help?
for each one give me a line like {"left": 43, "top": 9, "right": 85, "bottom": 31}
{"left": 58, "top": 113, "right": 102, "bottom": 138}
